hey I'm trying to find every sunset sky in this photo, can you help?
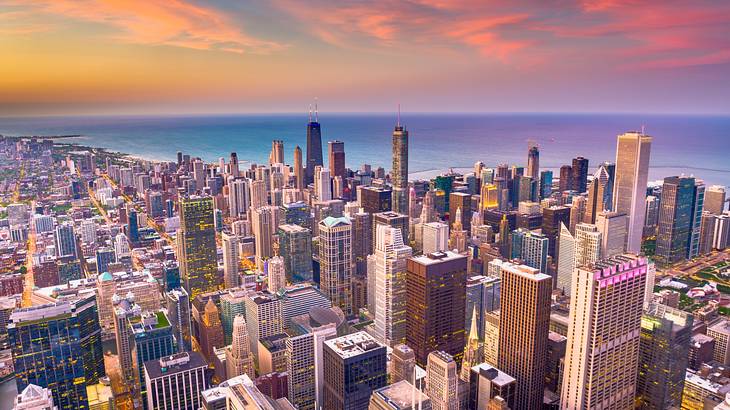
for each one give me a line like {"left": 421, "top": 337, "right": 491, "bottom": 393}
{"left": 1, "top": 0, "right": 729, "bottom": 116}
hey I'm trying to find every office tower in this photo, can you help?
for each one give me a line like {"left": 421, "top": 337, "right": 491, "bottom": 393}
{"left": 131, "top": 311, "right": 176, "bottom": 397}
{"left": 199, "top": 298, "right": 225, "bottom": 361}
{"left": 226, "top": 315, "right": 256, "bottom": 380}
{"left": 228, "top": 151, "right": 239, "bottom": 177}
{"left": 714, "top": 213, "right": 730, "bottom": 250}
{"left": 166, "top": 288, "right": 192, "bottom": 352}
{"left": 480, "top": 184, "right": 499, "bottom": 211}
{"left": 571, "top": 156, "right": 589, "bottom": 193}
{"left": 422, "top": 222, "right": 449, "bottom": 254}
{"left": 314, "top": 165, "right": 332, "bottom": 201}
{"left": 574, "top": 223, "right": 602, "bottom": 269}
{"left": 497, "top": 261, "right": 551, "bottom": 410}
{"left": 277, "top": 224, "right": 313, "bottom": 282}
{"left": 270, "top": 139, "right": 284, "bottom": 164}
{"left": 192, "top": 159, "right": 205, "bottom": 191}
{"left": 557, "top": 223, "right": 575, "bottom": 292}
{"left": 656, "top": 176, "right": 695, "bottom": 266}
{"left": 461, "top": 308, "right": 483, "bottom": 382}
{"left": 360, "top": 185, "right": 393, "bottom": 214}
{"left": 293, "top": 145, "right": 304, "bottom": 190}
{"left": 450, "top": 192, "right": 472, "bottom": 232}
{"left": 468, "top": 363, "right": 516, "bottom": 410}
{"left": 636, "top": 303, "right": 693, "bottom": 409}
{"left": 228, "top": 178, "right": 250, "bottom": 218}
{"left": 465, "top": 275, "right": 500, "bottom": 340}
{"left": 245, "top": 291, "right": 283, "bottom": 360}
{"left": 707, "top": 320, "right": 730, "bottom": 365}
{"left": 306, "top": 107, "right": 323, "bottom": 184}
{"left": 250, "top": 179, "right": 267, "bottom": 209}
{"left": 510, "top": 228, "right": 549, "bottom": 273}
{"left": 426, "top": 351, "right": 459, "bottom": 410}
{"left": 559, "top": 165, "right": 572, "bottom": 192}
{"left": 706, "top": 185, "right": 727, "bottom": 215}
{"left": 406, "top": 251, "right": 467, "bottom": 366}
{"left": 178, "top": 196, "right": 221, "bottom": 299}
{"left": 318, "top": 216, "right": 353, "bottom": 315}
{"left": 351, "top": 210, "right": 372, "bottom": 275}
{"left": 569, "top": 196, "right": 586, "bottom": 233}
{"left": 322, "top": 332, "right": 387, "bottom": 410}
{"left": 392, "top": 115, "right": 409, "bottom": 215}
{"left": 10, "top": 295, "right": 104, "bottom": 410}
{"left": 113, "top": 293, "right": 141, "bottom": 389}
{"left": 391, "top": 344, "right": 416, "bottom": 383}
{"left": 644, "top": 195, "right": 660, "bottom": 236}
{"left": 373, "top": 211, "right": 409, "bottom": 249}
{"left": 700, "top": 211, "right": 717, "bottom": 254}
{"left": 328, "top": 140, "right": 346, "bottom": 179}
{"left": 595, "top": 210, "right": 628, "bottom": 258}
{"left": 95, "top": 247, "right": 115, "bottom": 275}
{"left": 498, "top": 214, "right": 511, "bottom": 258}
{"left": 372, "top": 225, "right": 412, "bottom": 346}
{"left": 585, "top": 167, "right": 609, "bottom": 224}
{"left": 54, "top": 222, "right": 76, "bottom": 259}
{"left": 417, "top": 190, "right": 436, "bottom": 223}
{"left": 542, "top": 206, "right": 570, "bottom": 257}
{"left": 613, "top": 131, "right": 652, "bottom": 253}
{"left": 527, "top": 142, "right": 539, "bottom": 181}
{"left": 144, "top": 352, "right": 208, "bottom": 410}
{"left": 267, "top": 256, "right": 286, "bottom": 292}
{"left": 14, "top": 384, "right": 55, "bottom": 410}
{"left": 369, "top": 380, "right": 431, "bottom": 410}
{"left": 252, "top": 206, "right": 274, "bottom": 271}
{"left": 561, "top": 254, "right": 648, "bottom": 409}
{"left": 222, "top": 232, "right": 239, "bottom": 289}
{"left": 688, "top": 179, "right": 705, "bottom": 259}
{"left": 540, "top": 170, "right": 553, "bottom": 199}
{"left": 286, "top": 321, "right": 338, "bottom": 410}
{"left": 449, "top": 207, "right": 468, "bottom": 253}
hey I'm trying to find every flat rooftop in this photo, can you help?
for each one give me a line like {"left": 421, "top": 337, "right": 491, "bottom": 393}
{"left": 324, "top": 331, "right": 384, "bottom": 359}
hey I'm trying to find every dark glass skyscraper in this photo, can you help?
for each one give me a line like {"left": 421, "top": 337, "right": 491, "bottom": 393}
{"left": 178, "top": 195, "right": 221, "bottom": 299}
{"left": 391, "top": 118, "right": 409, "bottom": 215}
{"left": 9, "top": 294, "right": 104, "bottom": 410}
{"left": 656, "top": 176, "right": 696, "bottom": 267}
{"left": 305, "top": 110, "right": 323, "bottom": 185}
{"left": 571, "top": 156, "right": 589, "bottom": 193}
{"left": 328, "top": 140, "right": 346, "bottom": 179}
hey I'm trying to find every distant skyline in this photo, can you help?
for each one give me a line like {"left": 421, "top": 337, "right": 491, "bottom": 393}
{"left": 1, "top": 0, "right": 729, "bottom": 116}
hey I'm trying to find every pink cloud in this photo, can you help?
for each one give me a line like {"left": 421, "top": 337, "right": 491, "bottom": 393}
{"left": 1, "top": 0, "right": 285, "bottom": 54}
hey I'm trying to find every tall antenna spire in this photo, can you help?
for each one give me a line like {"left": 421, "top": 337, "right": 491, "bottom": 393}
{"left": 308, "top": 104, "right": 312, "bottom": 123}
{"left": 315, "top": 97, "right": 318, "bottom": 122}
{"left": 397, "top": 103, "right": 401, "bottom": 127}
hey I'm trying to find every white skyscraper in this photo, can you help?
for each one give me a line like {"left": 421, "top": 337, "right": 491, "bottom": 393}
{"left": 228, "top": 178, "right": 250, "bottom": 218}
{"left": 426, "top": 351, "right": 459, "bottom": 410}
{"left": 250, "top": 179, "right": 267, "bottom": 210}
{"left": 244, "top": 291, "right": 283, "bottom": 361}
{"left": 267, "top": 256, "right": 286, "bottom": 293}
{"left": 561, "top": 254, "right": 648, "bottom": 409}
{"left": 556, "top": 223, "right": 575, "bottom": 293}
{"left": 251, "top": 207, "right": 273, "bottom": 271}
{"left": 574, "top": 223, "right": 602, "bottom": 268}
{"left": 222, "top": 232, "right": 239, "bottom": 289}
{"left": 318, "top": 216, "right": 353, "bottom": 315}
{"left": 612, "top": 131, "right": 652, "bottom": 253}
{"left": 595, "top": 211, "right": 628, "bottom": 258}
{"left": 422, "top": 222, "right": 449, "bottom": 254}
{"left": 314, "top": 165, "right": 332, "bottom": 202}
{"left": 225, "top": 315, "right": 255, "bottom": 380}
{"left": 372, "top": 224, "right": 412, "bottom": 347}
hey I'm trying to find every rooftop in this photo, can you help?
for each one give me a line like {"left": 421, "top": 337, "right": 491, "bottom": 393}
{"left": 324, "top": 331, "right": 384, "bottom": 359}
{"left": 471, "top": 363, "right": 516, "bottom": 387}
{"left": 411, "top": 250, "right": 466, "bottom": 266}
{"left": 144, "top": 351, "right": 207, "bottom": 380}
{"left": 371, "top": 380, "right": 429, "bottom": 410}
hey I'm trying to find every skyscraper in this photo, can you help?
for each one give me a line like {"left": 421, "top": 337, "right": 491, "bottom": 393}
{"left": 422, "top": 222, "right": 449, "bottom": 254}
{"left": 559, "top": 165, "right": 573, "bottom": 193}
{"left": 557, "top": 223, "right": 575, "bottom": 293}
{"left": 178, "top": 196, "right": 221, "bottom": 299}
{"left": 252, "top": 206, "right": 274, "bottom": 271}
{"left": 584, "top": 166, "right": 609, "bottom": 224}
{"left": 199, "top": 298, "right": 225, "bottom": 362}
{"left": 656, "top": 176, "right": 696, "bottom": 267}
{"left": 328, "top": 140, "right": 346, "bottom": 179}
{"left": 561, "top": 254, "right": 648, "bottom": 409}
{"left": 267, "top": 256, "right": 286, "bottom": 293}
{"left": 305, "top": 107, "right": 323, "bottom": 184}
{"left": 497, "top": 260, "right": 551, "bottom": 410}
{"left": 10, "top": 295, "right": 104, "bottom": 410}
{"left": 449, "top": 192, "right": 472, "bottom": 233}
{"left": 222, "top": 232, "right": 239, "bottom": 289}
{"left": 245, "top": 291, "right": 283, "bottom": 361}
{"left": 392, "top": 114, "right": 409, "bottom": 215}
{"left": 373, "top": 211, "right": 410, "bottom": 249}
{"left": 294, "top": 145, "right": 304, "bottom": 190}
{"left": 509, "top": 228, "right": 549, "bottom": 273}
{"left": 144, "top": 352, "right": 208, "bottom": 410}
{"left": 705, "top": 185, "right": 727, "bottom": 215}
{"left": 595, "top": 210, "right": 628, "bottom": 258}
{"left": 318, "top": 216, "right": 353, "bottom": 315}
{"left": 314, "top": 165, "right": 332, "bottom": 201}
{"left": 426, "top": 351, "right": 459, "bottom": 410}
{"left": 688, "top": 179, "right": 705, "bottom": 259}
{"left": 540, "top": 170, "right": 553, "bottom": 199}
{"left": 527, "top": 142, "right": 540, "bottom": 181}
{"left": 278, "top": 224, "right": 313, "bottom": 282}
{"left": 270, "top": 139, "right": 284, "bottom": 164}
{"left": 322, "top": 332, "right": 387, "bottom": 410}
{"left": 613, "top": 131, "right": 652, "bottom": 253}
{"left": 165, "top": 288, "right": 192, "bottom": 352}
{"left": 225, "top": 315, "right": 256, "bottom": 380}
{"left": 574, "top": 223, "right": 602, "bottom": 268}
{"left": 571, "top": 156, "right": 589, "bottom": 193}
{"left": 542, "top": 205, "right": 570, "bottom": 257}
{"left": 373, "top": 225, "right": 412, "bottom": 347}
{"left": 636, "top": 303, "right": 693, "bottom": 409}
{"left": 449, "top": 207, "right": 468, "bottom": 253}
{"left": 228, "top": 177, "right": 250, "bottom": 218}
{"left": 54, "top": 222, "right": 77, "bottom": 259}
{"left": 406, "top": 251, "right": 467, "bottom": 367}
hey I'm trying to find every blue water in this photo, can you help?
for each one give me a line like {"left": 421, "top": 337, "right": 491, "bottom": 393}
{"left": 1, "top": 113, "right": 728, "bottom": 186}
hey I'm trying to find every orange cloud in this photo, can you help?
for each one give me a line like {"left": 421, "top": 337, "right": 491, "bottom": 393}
{"left": 1, "top": 0, "right": 285, "bottom": 54}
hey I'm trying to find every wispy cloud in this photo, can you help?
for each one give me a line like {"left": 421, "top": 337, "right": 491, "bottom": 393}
{"left": 1, "top": 0, "right": 286, "bottom": 54}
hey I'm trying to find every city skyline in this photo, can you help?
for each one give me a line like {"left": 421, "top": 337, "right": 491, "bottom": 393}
{"left": 1, "top": 1, "right": 730, "bottom": 116}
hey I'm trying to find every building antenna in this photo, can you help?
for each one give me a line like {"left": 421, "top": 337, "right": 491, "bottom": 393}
{"left": 397, "top": 103, "right": 401, "bottom": 127}
{"left": 315, "top": 97, "right": 319, "bottom": 122}
{"left": 641, "top": 124, "right": 646, "bottom": 134}
{"left": 309, "top": 104, "right": 312, "bottom": 123}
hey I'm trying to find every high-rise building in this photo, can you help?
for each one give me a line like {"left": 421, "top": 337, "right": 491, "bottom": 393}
{"left": 314, "top": 166, "right": 332, "bottom": 201}
{"left": 497, "top": 260, "right": 551, "bottom": 410}
{"left": 14, "top": 384, "right": 55, "bottom": 410}
{"left": 705, "top": 185, "right": 727, "bottom": 215}
{"left": 250, "top": 179, "right": 267, "bottom": 209}
{"left": 426, "top": 351, "right": 459, "bottom": 410}
{"left": 318, "top": 216, "right": 354, "bottom": 315}
{"left": 406, "top": 251, "right": 467, "bottom": 367}
{"left": 369, "top": 380, "right": 431, "bottom": 410}
{"left": 226, "top": 315, "right": 256, "bottom": 380}
{"left": 286, "top": 321, "right": 338, "bottom": 410}
{"left": 465, "top": 275, "right": 500, "bottom": 340}
{"left": 449, "top": 192, "right": 472, "bottom": 233}
{"left": 422, "top": 222, "right": 449, "bottom": 255}
{"left": 199, "top": 298, "right": 225, "bottom": 362}
{"left": 294, "top": 145, "right": 304, "bottom": 190}
{"left": 391, "top": 344, "right": 416, "bottom": 384}
{"left": 328, "top": 140, "right": 346, "bottom": 179}
{"left": 178, "top": 196, "right": 221, "bottom": 299}
{"left": 165, "top": 288, "right": 192, "bottom": 352}
{"left": 10, "top": 295, "right": 104, "bottom": 410}
{"left": 54, "top": 222, "right": 77, "bottom": 259}
{"left": 561, "top": 254, "right": 648, "bottom": 409}
{"left": 373, "top": 211, "right": 409, "bottom": 249}
{"left": 656, "top": 176, "right": 696, "bottom": 266}
{"left": 467, "top": 363, "right": 516, "bottom": 410}
{"left": 322, "top": 332, "right": 387, "bottom": 410}
{"left": 585, "top": 167, "right": 609, "bottom": 224}
{"left": 688, "top": 179, "right": 705, "bottom": 259}
{"left": 245, "top": 291, "right": 283, "bottom": 360}
{"left": 228, "top": 178, "right": 250, "bottom": 218}
{"left": 305, "top": 107, "right": 323, "bottom": 184}
{"left": 113, "top": 293, "right": 141, "bottom": 389}
{"left": 574, "top": 223, "right": 602, "bottom": 268}
{"left": 613, "top": 131, "right": 652, "bottom": 253}
{"left": 392, "top": 116, "right": 409, "bottom": 215}
{"left": 559, "top": 165, "right": 573, "bottom": 193}
{"left": 222, "top": 232, "right": 239, "bottom": 289}
{"left": 461, "top": 307, "right": 483, "bottom": 382}
{"left": 449, "top": 207, "right": 468, "bottom": 253}
{"left": 372, "top": 225, "right": 412, "bottom": 346}
{"left": 267, "top": 256, "right": 286, "bottom": 293}
{"left": 557, "top": 223, "right": 575, "bottom": 293}
{"left": 509, "top": 228, "right": 549, "bottom": 273}
{"left": 144, "top": 352, "right": 209, "bottom": 410}
{"left": 595, "top": 210, "right": 628, "bottom": 258}
{"left": 131, "top": 310, "right": 176, "bottom": 398}
{"left": 277, "top": 224, "right": 313, "bottom": 282}
{"left": 571, "top": 156, "right": 589, "bottom": 193}
{"left": 540, "top": 170, "right": 553, "bottom": 199}
{"left": 270, "top": 139, "right": 284, "bottom": 164}
{"left": 542, "top": 206, "right": 570, "bottom": 257}
{"left": 252, "top": 206, "right": 274, "bottom": 272}
{"left": 527, "top": 142, "right": 540, "bottom": 181}
{"left": 636, "top": 303, "right": 693, "bottom": 409}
